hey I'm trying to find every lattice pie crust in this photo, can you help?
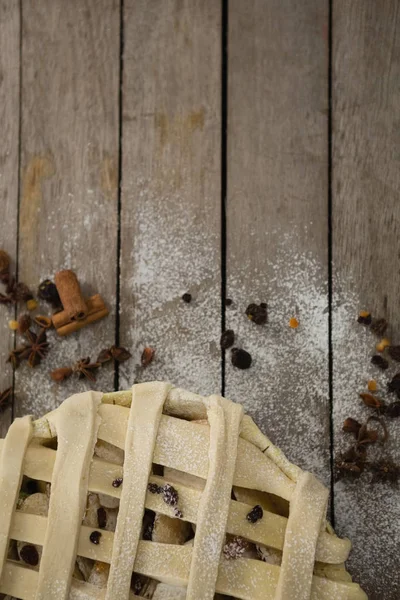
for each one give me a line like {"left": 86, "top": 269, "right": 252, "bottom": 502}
{"left": 0, "top": 382, "right": 367, "bottom": 599}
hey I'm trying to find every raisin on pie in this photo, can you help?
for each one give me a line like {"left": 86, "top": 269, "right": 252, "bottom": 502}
{"left": 0, "top": 382, "right": 366, "bottom": 599}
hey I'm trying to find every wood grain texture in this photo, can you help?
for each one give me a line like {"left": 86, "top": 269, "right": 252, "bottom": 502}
{"left": 332, "top": 2, "right": 400, "bottom": 598}
{"left": 15, "top": 0, "right": 120, "bottom": 418}
{"left": 119, "top": 0, "right": 221, "bottom": 395}
{"left": 0, "top": 0, "right": 20, "bottom": 435}
{"left": 225, "top": 0, "right": 330, "bottom": 485}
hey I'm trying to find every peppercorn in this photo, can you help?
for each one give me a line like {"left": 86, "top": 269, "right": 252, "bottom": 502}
{"left": 220, "top": 329, "right": 235, "bottom": 349}
{"left": 182, "top": 293, "right": 192, "bottom": 303}
{"left": 231, "top": 348, "right": 252, "bottom": 370}
{"left": 112, "top": 477, "right": 123, "bottom": 488}
{"left": 247, "top": 505, "right": 263, "bottom": 523}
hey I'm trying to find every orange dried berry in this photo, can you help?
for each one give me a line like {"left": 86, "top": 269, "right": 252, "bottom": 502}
{"left": 367, "top": 380, "right": 377, "bottom": 392}
{"left": 376, "top": 338, "right": 390, "bottom": 353}
{"left": 8, "top": 320, "right": 18, "bottom": 331}
{"left": 289, "top": 317, "right": 299, "bottom": 329}
{"left": 26, "top": 299, "right": 38, "bottom": 311}
{"left": 357, "top": 311, "right": 372, "bottom": 325}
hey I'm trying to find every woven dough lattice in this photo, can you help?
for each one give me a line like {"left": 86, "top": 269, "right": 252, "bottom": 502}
{"left": 0, "top": 382, "right": 366, "bottom": 599}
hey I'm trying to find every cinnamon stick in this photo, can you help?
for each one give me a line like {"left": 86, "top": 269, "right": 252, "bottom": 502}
{"left": 54, "top": 270, "right": 88, "bottom": 321}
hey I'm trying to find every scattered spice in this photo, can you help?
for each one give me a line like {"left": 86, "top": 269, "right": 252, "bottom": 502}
{"left": 231, "top": 348, "right": 252, "bottom": 370}
{"left": 370, "top": 318, "right": 388, "bottom": 337}
{"left": 367, "top": 379, "right": 377, "bottom": 392}
{"left": 357, "top": 311, "right": 372, "bottom": 325}
{"left": 8, "top": 320, "right": 18, "bottom": 331}
{"left": 343, "top": 417, "right": 362, "bottom": 437}
{"left": 50, "top": 367, "right": 73, "bottom": 382}
{"left": 370, "top": 459, "right": 400, "bottom": 484}
{"left": 141, "top": 347, "right": 155, "bottom": 368}
{"left": 289, "top": 316, "right": 299, "bottom": 329}
{"left": 97, "top": 507, "right": 107, "bottom": 529}
{"left": 387, "top": 373, "right": 400, "bottom": 398}
{"left": 33, "top": 315, "right": 52, "bottom": 330}
{"left": 89, "top": 531, "right": 102, "bottom": 545}
{"left": 371, "top": 354, "right": 389, "bottom": 370}
{"left": 376, "top": 338, "right": 390, "bottom": 353}
{"left": 220, "top": 329, "right": 235, "bottom": 350}
{"left": 26, "top": 299, "right": 38, "bottom": 312}
{"left": 38, "top": 279, "right": 61, "bottom": 308}
{"left": 72, "top": 357, "right": 101, "bottom": 382}
{"left": 223, "top": 536, "right": 247, "bottom": 560}
{"left": 245, "top": 302, "right": 267, "bottom": 325}
{"left": 359, "top": 392, "right": 382, "bottom": 409}
{"left": 225, "top": 298, "right": 233, "bottom": 306}
{"left": 112, "top": 478, "right": 123, "bottom": 488}
{"left": 162, "top": 483, "right": 179, "bottom": 507}
{"left": 182, "top": 292, "right": 192, "bottom": 303}
{"left": 147, "top": 482, "right": 162, "bottom": 494}
{"left": 97, "top": 345, "right": 131, "bottom": 365}
{"left": 20, "top": 544, "right": 39, "bottom": 566}
{"left": 246, "top": 505, "right": 263, "bottom": 523}
{"left": 0, "top": 388, "right": 12, "bottom": 413}
{"left": 388, "top": 345, "right": 400, "bottom": 362}
{"left": 18, "top": 314, "right": 32, "bottom": 334}
{"left": 386, "top": 402, "right": 400, "bottom": 418}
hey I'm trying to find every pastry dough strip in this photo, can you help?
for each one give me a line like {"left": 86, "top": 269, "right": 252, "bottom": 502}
{"left": 275, "top": 472, "right": 329, "bottom": 600}
{"left": 0, "top": 416, "right": 32, "bottom": 578}
{"left": 186, "top": 396, "right": 243, "bottom": 599}
{"left": 105, "top": 382, "right": 170, "bottom": 600}
{"left": 35, "top": 391, "right": 102, "bottom": 599}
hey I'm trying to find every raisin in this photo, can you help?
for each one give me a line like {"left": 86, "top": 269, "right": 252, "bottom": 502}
{"left": 231, "top": 348, "right": 252, "bottom": 369}
{"left": 246, "top": 505, "right": 263, "bottom": 523}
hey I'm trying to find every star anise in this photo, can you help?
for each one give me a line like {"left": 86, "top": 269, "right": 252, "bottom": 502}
{"left": 0, "top": 277, "right": 33, "bottom": 305}
{"left": 8, "top": 329, "right": 49, "bottom": 369}
{"left": 0, "top": 387, "right": 13, "bottom": 412}
{"left": 370, "top": 459, "right": 400, "bottom": 484}
{"left": 72, "top": 357, "right": 101, "bottom": 382}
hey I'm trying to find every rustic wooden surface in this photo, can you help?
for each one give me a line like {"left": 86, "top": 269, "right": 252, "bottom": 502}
{"left": 0, "top": 1, "right": 399, "bottom": 598}
{"left": 119, "top": 0, "right": 222, "bottom": 395}
{"left": 0, "top": 0, "right": 20, "bottom": 436}
{"left": 14, "top": 0, "right": 120, "bottom": 418}
{"left": 332, "top": 2, "right": 400, "bottom": 598}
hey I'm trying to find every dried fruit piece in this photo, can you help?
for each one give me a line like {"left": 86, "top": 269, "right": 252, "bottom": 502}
{"left": 367, "top": 379, "right": 377, "bottom": 392}
{"left": 376, "top": 338, "right": 390, "bottom": 353}
{"left": 26, "top": 298, "right": 38, "bottom": 311}
{"left": 387, "top": 373, "right": 400, "bottom": 398}
{"left": 225, "top": 298, "right": 233, "bottom": 306}
{"left": 386, "top": 402, "right": 400, "bottom": 418}
{"left": 38, "top": 279, "right": 61, "bottom": 308}
{"left": 357, "top": 311, "right": 372, "bottom": 325}
{"left": 246, "top": 505, "right": 263, "bottom": 523}
{"left": 33, "top": 315, "right": 52, "bottom": 329}
{"left": 141, "top": 347, "right": 155, "bottom": 367}
{"left": 182, "top": 293, "right": 192, "bottom": 303}
{"left": 97, "top": 507, "right": 107, "bottom": 529}
{"left": 220, "top": 329, "right": 235, "bottom": 350}
{"left": 18, "top": 314, "right": 32, "bottom": 334}
{"left": 162, "top": 484, "right": 179, "bottom": 507}
{"left": 20, "top": 544, "right": 39, "bottom": 566}
{"left": 371, "top": 355, "right": 389, "bottom": 370}
{"left": 371, "top": 318, "right": 388, "bottom": 336}
{"left": 110, "top": 345, "right": 131, "bottom": 363}
{"left": 359, "top": 392, "right": 382, "bottom": 409}
{"left": 112, "top": 478, "right": 123, "bottom": 488}
{"left": 343, "top": 418, "right": 362, "bottom": 437}
{"left": 231, "top": 348, "right": 252, "bottom": 370}
{"left": 8, "top": 320, "right": 18, "bottom": 331}
{"left": 388, "top": 346, "right": 400, "bottom": 362}
{"left": 289, "top": 317, "right": 299, "bottom": 329}
{"left": 245, "top": 303, "right": 267, "bottom": 325}
{"left": 89, "top": 531, "right": 102, "bottom": 545}
{"left": 50, "top": 367, "right": 73, "bottom": 382}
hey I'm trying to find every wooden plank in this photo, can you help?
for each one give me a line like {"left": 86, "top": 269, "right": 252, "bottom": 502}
{"left": 119, "top": 0, "right": 221, "bottom": 395}
{"left": 15, "top": 0, "right": 120, "bottom": 419}
{"left": 332, "top": 2, "right": 400, "bottom": 598}
{"left": 0, "top": 0, "right": 20, "bottom": 435}
{"left": 225, "top": 0, "right": 330, "bottom": 485}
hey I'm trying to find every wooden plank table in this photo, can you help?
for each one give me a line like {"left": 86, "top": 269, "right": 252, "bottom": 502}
{"left": 0, "top": 1, "right": 399, "bottom": 598}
